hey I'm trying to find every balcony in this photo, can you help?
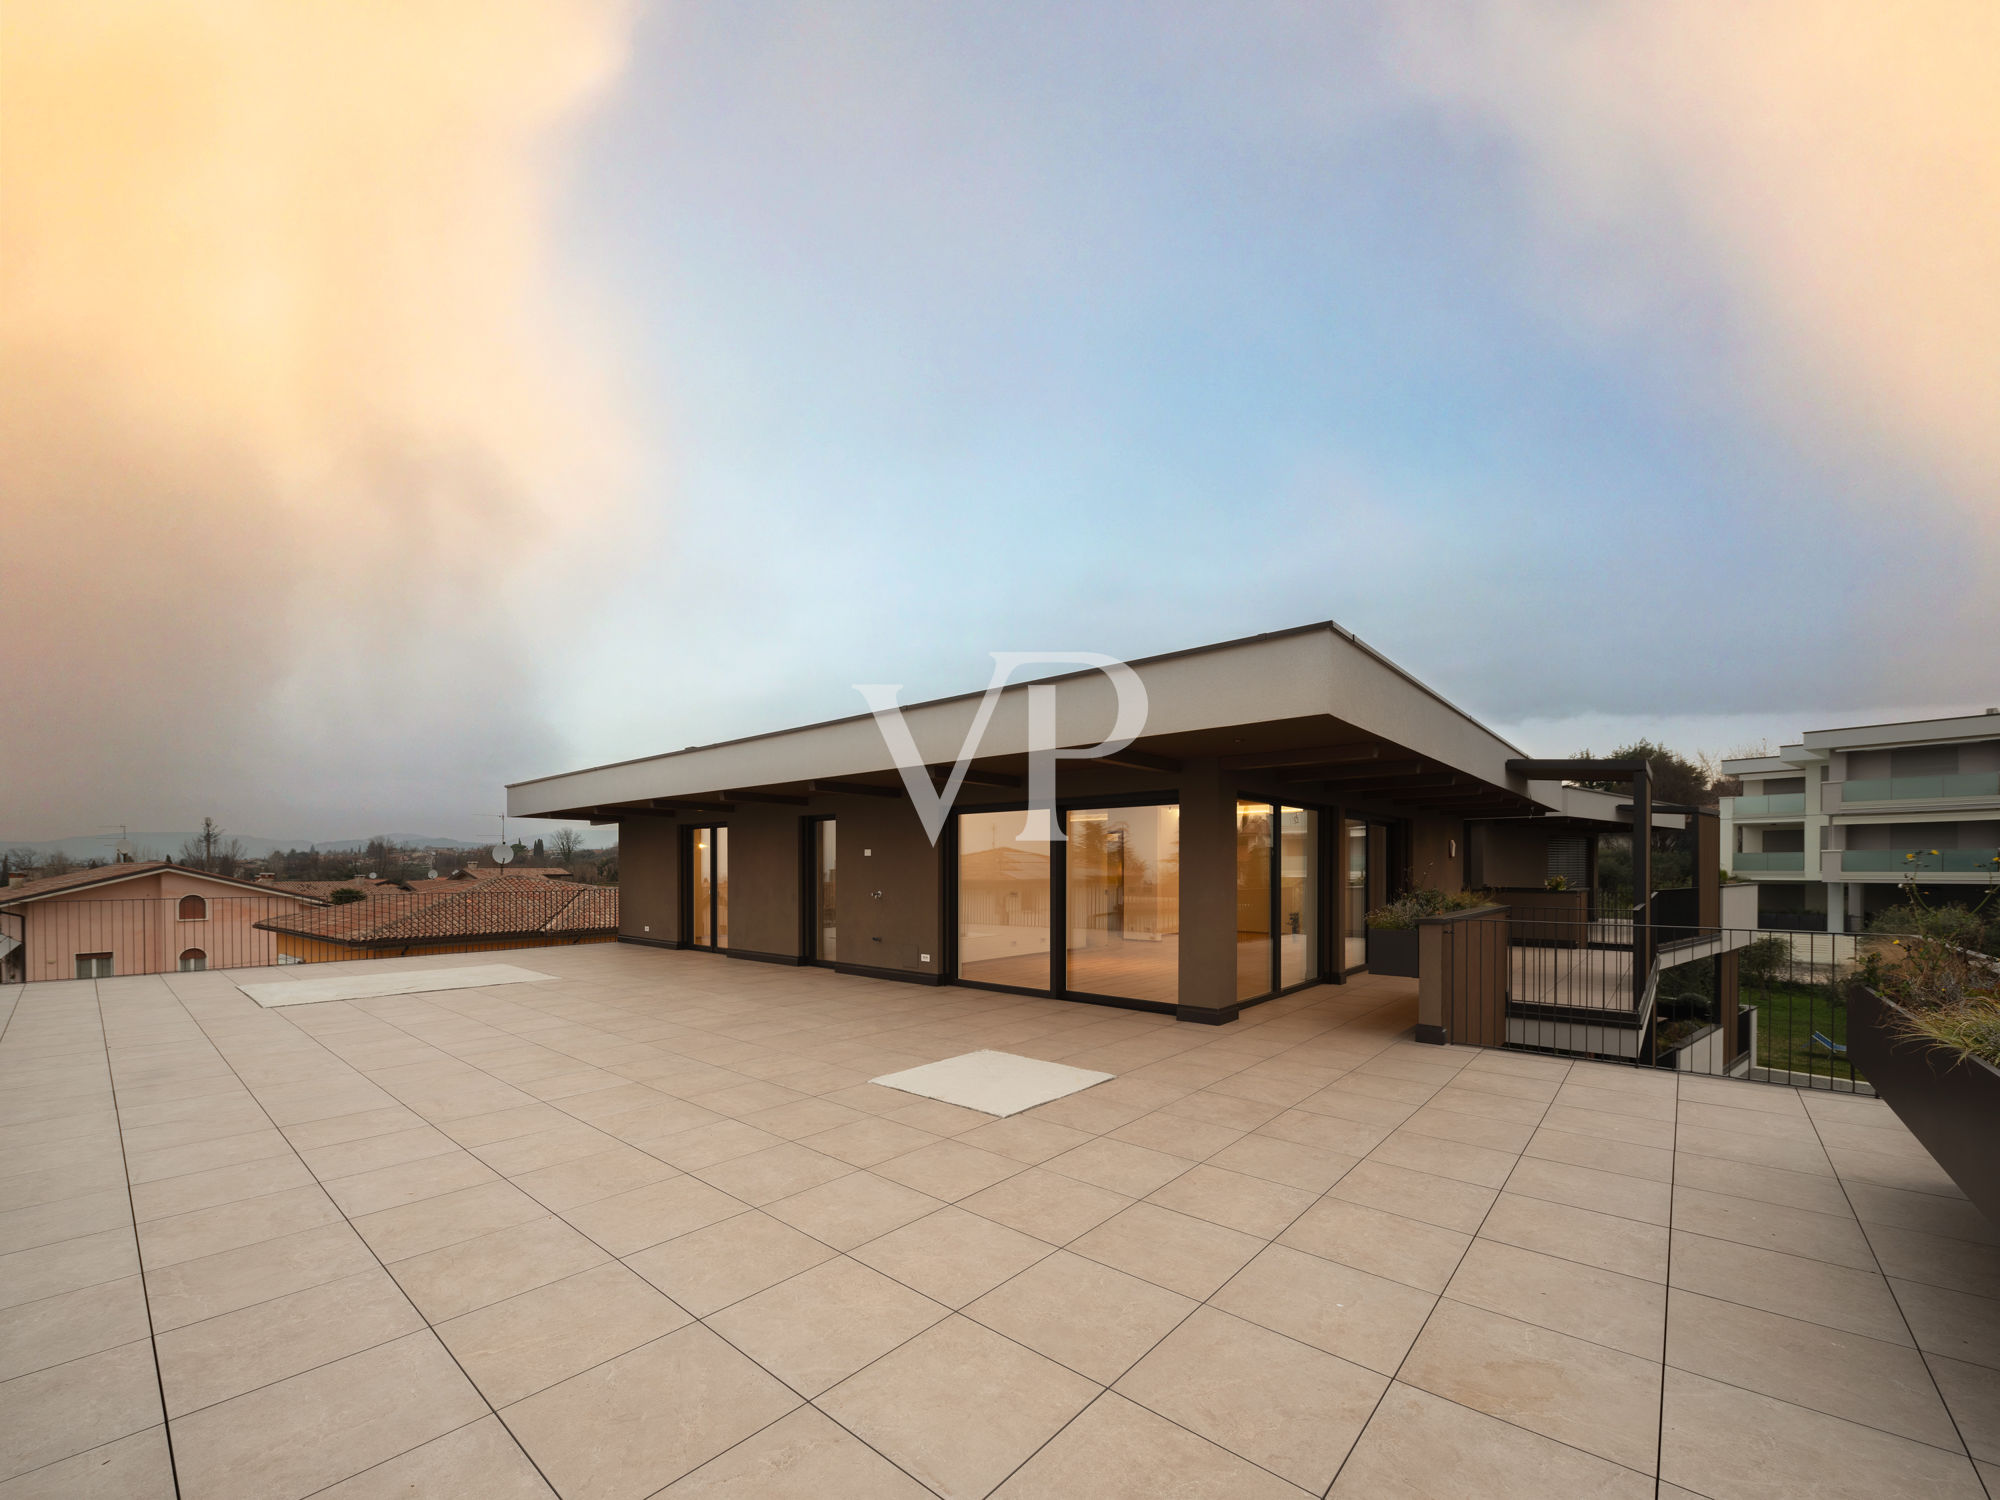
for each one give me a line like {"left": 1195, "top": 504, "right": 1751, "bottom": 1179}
{"left": 1838, "top": 772, "right": 2000, "bottom": 804}
{"left": 1733, "top": 850, "right": 1806, "bottom": 872}
{"left": 1727, "top": 793, "right": 1805, "bottom": 816}
{"left": 1841, "top": 847, "right": 2000, "bottom": 874}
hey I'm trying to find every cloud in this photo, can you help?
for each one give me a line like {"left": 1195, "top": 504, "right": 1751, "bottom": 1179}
{"left": 1387, "top": 1, "right": 2000, "bottom": 532}
{"left": 0, "top": 0, "right": 635, "bottom": 840}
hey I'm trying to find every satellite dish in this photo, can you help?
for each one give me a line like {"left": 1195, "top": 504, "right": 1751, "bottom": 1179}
{"left": 490, "top": 844, "right": 515, "bottom": 865}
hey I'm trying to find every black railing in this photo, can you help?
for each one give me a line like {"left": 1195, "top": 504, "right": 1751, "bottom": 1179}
{"left": 0, "top": 885, "right": 619, "bottom": 984}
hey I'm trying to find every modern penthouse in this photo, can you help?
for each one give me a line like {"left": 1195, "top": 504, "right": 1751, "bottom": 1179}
{"left": 1722, "top": 709, "right": 2000, "bottom": 932}
{"left": 508, "top": 624, "right": 1651, "bottom": 1025}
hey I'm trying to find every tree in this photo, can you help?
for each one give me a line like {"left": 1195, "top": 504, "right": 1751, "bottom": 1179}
{"left": 179, "top": 818, "right": 244, "bottom": 875}
{"left": 1569, "top": 741, "right": 1723, "bottom": 808}
{"left": 531, "top": 838, "right": 545, "bottom": 860}
{"left": 548, "top": 827, "right": 583, "bottom": 869}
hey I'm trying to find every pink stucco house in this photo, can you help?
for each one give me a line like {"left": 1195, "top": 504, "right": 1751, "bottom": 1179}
{"left": 0, "top": 862, "right": 324, "bottom": 982}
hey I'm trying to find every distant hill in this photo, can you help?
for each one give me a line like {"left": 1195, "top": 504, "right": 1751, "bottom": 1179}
{"left": 0, "top": 829, "right": 615, "bottom": 861}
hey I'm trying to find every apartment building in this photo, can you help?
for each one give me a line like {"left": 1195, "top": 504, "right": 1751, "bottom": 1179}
{"left": 1721, "top": 710, "right": 2000, "bottom": 931}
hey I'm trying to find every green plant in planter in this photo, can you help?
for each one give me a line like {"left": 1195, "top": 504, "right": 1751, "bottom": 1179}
{"left": 1870, "top": 888, "right": 2000, "bottom": 1066}
{"left": 1544, "top": 875, "right": 1569, "bottom": 892}
{"left": 1365, "top": 887, "right": 1490, "bottom": 930}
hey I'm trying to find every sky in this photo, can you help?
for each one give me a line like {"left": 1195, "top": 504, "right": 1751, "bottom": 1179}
{"left": 3, "top": 1, "right": 1996, "bottom": 843}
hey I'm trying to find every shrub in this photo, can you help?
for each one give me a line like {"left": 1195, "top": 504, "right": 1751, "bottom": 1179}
{"left": 1365, "top": 888, "right": 1491, "bottom": 931}
{"left": 1737, "top": 937, "right": 1792, "bottom": 988}
{"left": 328, "top": 887, "right": 365, "bottom": 905}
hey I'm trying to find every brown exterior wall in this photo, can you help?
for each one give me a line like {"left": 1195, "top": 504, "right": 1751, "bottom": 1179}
{"left": 1177, "top": 759, "right": 1239, "bottom": 1019}
{"left": 832, "top": 794, "right": 944, "bottom": 979}
{"left": 1468, "top": 822, "right": 1551, "bottom": 889}
{"left": 617, "top": 818, "right": 680, "bottom": 942}
{"left": 723, "top": 805, "right": 805, "bottom": 961}
{"left": 1410, "top": 815, "right": 1465, "bottom": 892}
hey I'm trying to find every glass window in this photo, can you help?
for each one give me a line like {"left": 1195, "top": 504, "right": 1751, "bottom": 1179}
{"left": 75, "top": 952, "right": 113, "bottom": 979}
{"left": 714, "top": 828, "right": 728, "bottom": 949}
{"left": 1279, "top": 807, "right": 1317, "bottom": 987}
{"left": 1345, "top": 822, "right": 1368, "bottom": 969}
{"left": 1066, "top": 804, "right": 1179, "bottom": 1005}
{"left": 177, "top": 894, "right": 207, "bottom": 920}
{"left": 691, "top": 829, "right": 712, "bottom": 946}
{"left": 1236, "top": 801, "right": 1273, "bottom": 1001}
{"left": 957, "top": 809, "right": 1051, "bottom": 989}
{"left": 813, "top": 820, "right": 837, "bottom": 962}
{"left": 178, "top": 948, "right": 207, "bottom": 972}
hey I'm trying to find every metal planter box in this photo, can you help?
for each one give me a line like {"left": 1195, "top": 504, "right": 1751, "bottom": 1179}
{"left": 1366, "top": 928, "right": 1419, "bottom": 978}
{"left": 1847, "top": 984, "right": 2000, "bottom": 1226}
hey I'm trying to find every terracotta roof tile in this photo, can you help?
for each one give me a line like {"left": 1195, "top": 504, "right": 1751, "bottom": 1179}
{"left": 255, "top": 874, "right": 617, "bottom": 948}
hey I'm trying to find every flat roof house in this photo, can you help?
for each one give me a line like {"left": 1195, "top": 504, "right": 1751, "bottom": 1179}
{"left": 509, "top": 624, "right": 1663, "bottom": 1026}
{"left": 1722, "top": 710, "right": 2000, "bottom": 932}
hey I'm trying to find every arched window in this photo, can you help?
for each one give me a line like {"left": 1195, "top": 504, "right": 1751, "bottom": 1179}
{"left": 178, "top": 949, "right": 207, "bottom": 972}
{"left": 177, "top": 894, "right": 208, "bottom": 921}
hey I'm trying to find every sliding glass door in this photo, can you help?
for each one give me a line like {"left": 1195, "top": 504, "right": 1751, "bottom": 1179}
{"left": 1238, "top": 801, "right": 1323, "bottom": 1001}
{"left": 1067, "top": 804, "right": 1180, "bottom": 1005}
{"left": 955, "top": 809, "right": 1051, "bottom": 988}
{"left": 810, "top": 819, "right": 836, "bottom": 962}
{"left": 688, "top": 826, "right": 728, "bottom": 950}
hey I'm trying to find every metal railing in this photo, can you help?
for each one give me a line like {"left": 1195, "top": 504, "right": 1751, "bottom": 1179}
{"left": 0, "top": 886, "right": 619, "bottom": 984}
{"left": 1419, "top": 910, "right": 1903, "bottom": 1091}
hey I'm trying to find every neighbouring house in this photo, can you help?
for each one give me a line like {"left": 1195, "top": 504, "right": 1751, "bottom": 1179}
{"left": 252, "top": 872, "right": 617, "bottom": 961}
{"left": 0, "top": 861, "right": 324, "bottom": 982}
{"left": 1722, "top": 710, "right": 2000, "bottom": 932}
{"left": 505, "top": 621, "right": 1682, "bottom": 1026}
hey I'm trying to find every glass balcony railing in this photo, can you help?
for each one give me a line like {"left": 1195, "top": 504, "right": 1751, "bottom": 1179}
{"left": 1728, "top": 793, "right": 1805, "bottom": 816}
{"left": 1837, "top": 773, "right": 2000, "bottom": 803}
{"left": 1732, "top": 851, "right": 1805, "bottom": 871}
{"left": 1841, "top": 848, "right": 2000, "bottom": 873}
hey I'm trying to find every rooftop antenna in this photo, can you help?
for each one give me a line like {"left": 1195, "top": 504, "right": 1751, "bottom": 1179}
{"left": 98, "top": 824, "right": 134, "bottom": 862}
{"left": 490, "top": 813, "right": 514, "bottom": 867}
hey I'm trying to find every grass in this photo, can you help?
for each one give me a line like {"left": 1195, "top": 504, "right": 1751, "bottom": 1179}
{"left": 1743, "top": 979, "right": 1862, "bottom": 1084}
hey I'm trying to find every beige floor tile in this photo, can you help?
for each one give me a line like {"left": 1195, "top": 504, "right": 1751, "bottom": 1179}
{"left": 1145, "top": 1163, "right": 1314, "bottom": 1238}
{"left": 993, "top": 1390, "right": 1310, "bottom": 1500}
{"left": 1670, "top": 1153, "right": 1855, "bottom": 1217}
{"left": 313, "top": 1416, "right": 554, "bottom": 1499}
{"left": 1666, "top": 1288, "right": 1958, "bottom": 1450}
{"left": 957, "top": 1115, "right": 1096, "bottom": 1165}
{"left": 1330, "top": 1380, "right": 1653, "bottom": 1499}
{"left": 1542, "top": 1103, "right": 1676, "bottom": 1151}
{"left": 351, "top": 1179, "right": 546, "bottom": 1261}
{"left": 387, "top": 1213, "right": 609, "bottom": 1321}
{"left": 437, "top": 1260, "right": 689, "bottom": 1406}
{"left": 641, "top": 1119, "right": 786, "bottom": 1170}
{"left": 851, "top": 1205, "right": 1053, "bottom": 1306}
{"left": 1845, "top": 1179, "right": 1999, "bottom": 1245}
{"left": 1668, "top": 1231, "right": 1912, "bottom": 1345}
{"left": 472, "top": 1121, "right": 617, "bottom": 1176}
{"left": 1328, "top": 1159, "right": 1497, "bottom": 1234}
{"left": 1501, "top": 1154, "right": 1671, "bottom": 1226}
{"left": 1867, "top": 1221, "right": 2000, "bottom": 1300}
{"left": 1676, "top": 1123, "right": 1833, "bottom": 1178}
{"left": 510, "top": 1146, "right": 679, "bottom": 1213}
{"left": 1277, "top": 1196, "right": 1470, "bottom": 1293}
{"left": 1401, "top": 1299, "right": 1661, "bottom": 1473}
{"left": 1889, "top": 1277, "right": 2000, "bottom": 1369}
{"left": 1115, "top": 1305, "right": 1383, "bottom": 1490}
{"left": 692, "top": 1142, "right": 852, "bottom": 1206}
{"left": 1254, "top": 1106, "right": 1391, "bottom": 1158}
{"left": 801, "top": 1115, "right": 941, "bottom": 1167}
{"left": 0, "top": 1191, "right": 129, "bottom": 1258}
{"left": 144, "top": 1222, "right": 375, "bottom": 1332}
{"left": 819, "top": 1315, "right": 1098, "bottom": 1500}
{"left": 762, "top": 1171, "right": 943, "bottom": 1251}
{"left": 1207, "top": 1132, "right": 1358, "bottom": 1193}
{"left": 1109, "top": 1108, "right": 1248, "bottom": 1160}
{"left": 1660, "top": 1367, "right": 1984, "bottom": 1500}
{"left": 0, "top": 1276, "right": 150, "bottom": 1382}
{"left": 0, "top": 1340, "right": 161, "bottom": 1483}
{"left": 1480, "top": 1192, "right": 1668, "bottom": 1281}
{"left": 1398, "top": 1103, "right": 1536, "bottom": 1155}
{"left": 627, "top": 1210, "right": 834, "bottom": 1316}
{"left": 707, "top": 1255, "right": 946, "bottom": 1396}
{"left": 874, "top": 1139, "right": 1027, "bottom": 1202}
{"left": 1071, "top": 1201, "right": 1264, "bottom": 1299}
{"left": 0, "top": 1424, "right": 175, "bottom": 1500}
{"left": 738, "top": 1097, "right": 870, "bottom": 1141}
{"left": 1524, "top": 1125, "right": 1675, "bottom": 1183}
{"left": 1213, "top": 1242, "right": 1436, "bottom": 1375}
{"left": 964, "top": 1248, "right": 1195, "bottom": 1384}
{"left": 1928, "top": 1354, "right": 2000, "bottom": 1464}
{"left": 1446, "top": 1239, "right": 1664, "bottom": 1359}
{"left": 167, "top": 1331, "right": 488, "bottom": 1500}
{"left": 156, "top": 1268, "right": 423, "bottom": 1416}
{"left": 1671, "top": 1185, "right": 1875, "bottom": 1271}
{"left": 321, "top": 1150, "right": 499, "bottom": 1217}
{"left": 562, "top": 1174, "right": 747, "bottom": 1256}
{"left": 503, "top": 1324, "right": 800, "bottom": 1500}
{"left": 291, "top": 1124, "right": 458, "bottom": 1181}
{"left": 657, "top": 1405, "right": 933, "bottom": 1498}
{"left": 959, "top": 1167, "right": 1132, "bottom": 1244}
{"left": 127, "top": 1156, "right": 316, "bottom": 1226}
{"left": 136, "top": 1184, "right": 342, "bottom": 1270}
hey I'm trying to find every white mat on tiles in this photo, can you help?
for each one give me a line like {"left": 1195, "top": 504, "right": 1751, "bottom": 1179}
{"left": 238, "top": 963, "right": 556, "bottom": 1008}
{"left": 870, "top": 1050, "right": 1114, "bottom": 1118}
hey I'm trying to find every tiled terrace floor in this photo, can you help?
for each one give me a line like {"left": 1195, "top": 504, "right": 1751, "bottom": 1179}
{"left": 3, "top": 946, "right": 1997, "bottom": 1499}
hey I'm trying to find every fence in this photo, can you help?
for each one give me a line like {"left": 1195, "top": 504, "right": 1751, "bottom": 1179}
{"left": 0, "top": 885, "right": 619, "bottom": 984}
{"left": 1415, "top": 910, "right": 1907, "bottom": 1091}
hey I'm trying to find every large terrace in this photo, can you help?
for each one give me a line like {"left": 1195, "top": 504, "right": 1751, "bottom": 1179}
{"left": 2, "top": 945, "right": 1993, "bottom": 1498}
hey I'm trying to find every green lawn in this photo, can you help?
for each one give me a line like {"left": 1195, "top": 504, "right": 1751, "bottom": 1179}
{"left": 1743, "top": 980, "right": 1863, "bottom": 1084}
